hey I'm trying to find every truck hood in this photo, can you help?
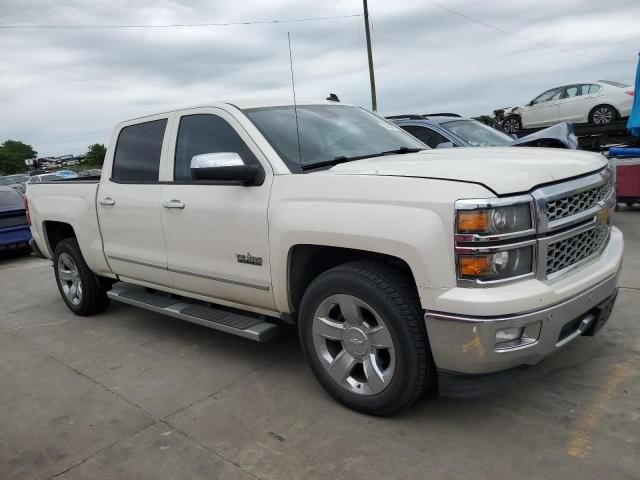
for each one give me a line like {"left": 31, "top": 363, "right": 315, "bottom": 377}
{"left": 328, "top": 147, "right": 607, "bottom": 195}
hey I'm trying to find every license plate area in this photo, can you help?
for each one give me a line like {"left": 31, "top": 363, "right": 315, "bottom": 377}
{"left": 583, "top": 289, "right": 618, "bottom": 336}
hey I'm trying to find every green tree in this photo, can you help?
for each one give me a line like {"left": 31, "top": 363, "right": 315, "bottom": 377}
{"left": 0, "top": 140, "right": 37, "bottom": 175}
{"left": 84, "top": 143, "right": 107, "bottom": 168}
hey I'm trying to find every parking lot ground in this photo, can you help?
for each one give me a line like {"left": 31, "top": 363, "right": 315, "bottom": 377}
{"left": 1, "top": 210, "right": 639, "bottom": 480}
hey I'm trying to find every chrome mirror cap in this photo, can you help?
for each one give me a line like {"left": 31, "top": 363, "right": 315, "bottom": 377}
{"left": 190, "top": 152, "right": 244, "bottom": 169}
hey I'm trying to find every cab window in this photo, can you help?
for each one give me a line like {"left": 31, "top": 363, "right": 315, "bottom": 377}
{"left": 173, "top": 114, "right": 258, "bottom": 181}
{"left": 112, "top": 119, "right": 167, "bottom": 182}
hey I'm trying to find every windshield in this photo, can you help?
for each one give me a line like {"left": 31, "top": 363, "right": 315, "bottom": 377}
{"left": 9, "top": 175, "right": 29, "bottom": 183}
{"left": 441, "top": 119, "right": 513, "bottom": 147}
{"left": 0, "top": 177, "right": 17, "bottom": 185}
{"left": 244, "top": 105, "right": 425, "bottom": 171}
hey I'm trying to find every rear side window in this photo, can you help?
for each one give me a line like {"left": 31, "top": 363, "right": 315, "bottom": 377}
{"left": 401, "top": 125, "right": 451, "bottom": 148}
{"left": 564, "top": 85, "right": 583, "bottom": 98}
{"left": 112, "top": 119, "right": 167, "bottom": 182}
{"left": 585, "top": 84, "right": 601, "bottom": 94}
{"left": 174, "top": 114, "right": 257, "bottom": 181}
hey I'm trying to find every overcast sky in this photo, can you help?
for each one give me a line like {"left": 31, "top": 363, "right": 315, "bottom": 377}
{"left": 1, "top": 0, "right": 639, "bottom": 156}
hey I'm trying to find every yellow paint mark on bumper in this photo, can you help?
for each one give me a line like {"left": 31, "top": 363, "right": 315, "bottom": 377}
{"left": 462, "top": 326, "right": 486, "bottom": 358}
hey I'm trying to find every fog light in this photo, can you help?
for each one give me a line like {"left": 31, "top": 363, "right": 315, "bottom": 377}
{"left": 494, "top": 322, "right": 541, "bottom": 351}
{"left": 496, "top": 326, "right": 523, "bottom": 343}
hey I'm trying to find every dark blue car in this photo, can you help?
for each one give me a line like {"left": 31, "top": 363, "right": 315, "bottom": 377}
{"left": 0, "top": 187, "right": 32, "bottom": 251}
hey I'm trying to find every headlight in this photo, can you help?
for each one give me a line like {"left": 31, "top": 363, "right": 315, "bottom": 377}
{"left": 457, "top": 203, "right": 532, "bottom": 235}
{"left": 458, "top": 246, "right": 533, "bottom": 281}
{"left": 455, "top": 197, "right": 536, "bottom": 285}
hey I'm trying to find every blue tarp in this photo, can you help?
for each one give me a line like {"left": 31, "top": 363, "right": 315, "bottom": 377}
{"left": 627, "top": 52, "right": 640, "bottom": 138}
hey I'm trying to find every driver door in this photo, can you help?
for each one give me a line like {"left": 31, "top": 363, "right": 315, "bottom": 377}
{"left": 159, "top": 107, "right": 275, "bottom": 311}
{"left": 522, "top": 88, "right": 562, "bottom": 128}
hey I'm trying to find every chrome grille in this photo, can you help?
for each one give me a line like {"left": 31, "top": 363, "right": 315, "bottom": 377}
{"left": 546, "top": 225, "right": 609, "bottom": 276}
{"left": 545, "top": 181, "right": 612, "bottom": 222}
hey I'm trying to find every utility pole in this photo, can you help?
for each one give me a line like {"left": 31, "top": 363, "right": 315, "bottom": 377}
{"left": 363, "top": 0, "right": 377, "bottom": 111}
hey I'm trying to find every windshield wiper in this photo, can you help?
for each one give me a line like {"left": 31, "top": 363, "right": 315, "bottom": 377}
{"left": 300, "top": 147, "right": 425, "bottom": 171}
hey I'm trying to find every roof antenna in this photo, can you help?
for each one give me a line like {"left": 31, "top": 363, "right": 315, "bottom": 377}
{"left": 326, "top": 93, "right": 340, "bottom": 102}
{"left": 288, "top": 32, "right": 302, "bottom": 165}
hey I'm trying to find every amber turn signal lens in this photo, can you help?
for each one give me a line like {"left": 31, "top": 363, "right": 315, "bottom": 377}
{"left": 459, "top": 255, "right": 492, "bottom": 277}
{"left": 457, "top": 210, "right": 489, "bottom": 233}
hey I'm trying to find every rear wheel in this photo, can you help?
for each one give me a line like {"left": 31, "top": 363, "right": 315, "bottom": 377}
{"left": 590, "top": 105, "right": 617, "bottom": 125}
{"left": 298, "top": 261, "right": 434, "bottom": 416}
{"left": 53, "top": 238, "right": 110, "bottom": 316}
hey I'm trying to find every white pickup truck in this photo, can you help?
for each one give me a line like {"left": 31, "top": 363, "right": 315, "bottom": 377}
{"left": 27, "top": 99, "right": 623, "bottom": 415}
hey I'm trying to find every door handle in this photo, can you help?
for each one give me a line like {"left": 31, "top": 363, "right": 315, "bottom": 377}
{"left": 162, "top": 200, "right": 185, "bottom": 209}
{"left": 99, "top": 197, "right": 116, "bottom": 206}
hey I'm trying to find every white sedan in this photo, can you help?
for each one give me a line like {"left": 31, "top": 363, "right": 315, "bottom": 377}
{"left": 502, "top": 80, "right": 634, "bottom": 133}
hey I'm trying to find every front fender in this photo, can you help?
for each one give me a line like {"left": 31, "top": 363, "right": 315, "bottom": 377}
{"left": 268, "top": 174, "right": 493, "bottom": 312}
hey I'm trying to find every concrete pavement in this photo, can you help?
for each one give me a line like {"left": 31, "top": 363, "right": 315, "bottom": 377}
{"left": 1, "top": 210, "right": 639, "bottom": 479}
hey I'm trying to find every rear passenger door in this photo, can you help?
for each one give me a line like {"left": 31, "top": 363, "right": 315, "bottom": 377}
{"left": 97, "top": 116, "right": 173, "bottom": 287}
{"left": 557, "top": 84, "right": 587, "bottom": 122}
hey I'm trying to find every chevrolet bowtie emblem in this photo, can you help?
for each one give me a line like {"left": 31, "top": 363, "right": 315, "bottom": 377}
{"left": 597, "top": 208, "right": 610, "bottom": 224}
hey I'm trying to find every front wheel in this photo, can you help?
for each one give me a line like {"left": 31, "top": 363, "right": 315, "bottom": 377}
{"left": 502, "top": 115, "right": 521, "bottom": 134}
{"left": 298, "top": 261, "right": 434, "bottom": 416}
{"left": 53, "top": 238, "right": 110, "bottom": 316}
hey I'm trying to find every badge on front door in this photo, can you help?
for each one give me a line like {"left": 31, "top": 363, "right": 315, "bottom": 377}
{"left": 236, "top": 253, "right": 263, "bottom": 266}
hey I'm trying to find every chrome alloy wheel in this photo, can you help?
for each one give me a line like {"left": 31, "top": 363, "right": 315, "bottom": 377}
{"left": 312, "top": 294, "right": 396, "bottom": 396}
{"left": 592, "top": 107, "right": 613, "bottom": 124}
{"left": 57, "top": 253, "right": 83, "bottom": 305}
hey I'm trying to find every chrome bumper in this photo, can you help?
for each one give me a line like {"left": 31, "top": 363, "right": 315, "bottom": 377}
{"left": 424, "top": 273, "right": 619, "bottom": 374}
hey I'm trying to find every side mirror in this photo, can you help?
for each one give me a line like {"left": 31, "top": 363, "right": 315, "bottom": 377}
{"left": 190, "top": 152, "right": 260, "bottom": 184}
{"left": 435, "top": 141, "right": 455, "bottom": 149}
{"left": 527, "top": 100, "right": 534, "bottom": 106}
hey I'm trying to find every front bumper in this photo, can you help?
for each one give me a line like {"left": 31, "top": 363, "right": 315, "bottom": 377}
{"left": 424, "top": 272, "right": 619, "bottom": 375}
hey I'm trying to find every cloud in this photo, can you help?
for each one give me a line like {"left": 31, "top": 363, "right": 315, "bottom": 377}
{"left": 1, "top": 0, "right": 638, "bottom": 155}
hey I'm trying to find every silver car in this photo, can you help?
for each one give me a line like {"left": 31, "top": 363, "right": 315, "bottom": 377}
{"left": 0, "top": 176, "right": 26, "bottom": 194}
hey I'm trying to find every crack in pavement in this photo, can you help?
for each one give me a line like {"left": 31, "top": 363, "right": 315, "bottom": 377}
{"left": 162, "top": 419, "right": 265, "bottom": 480}
{"left": 159, "top": 348, "right": 294, "bottom": 421}
{"left": 48, "top": 422, "right": 157, "bottom": 480}
{"left": 34, "top": 343, "right": 289, "bottom": 479}
{"left": 0, "top": 298, "right": 61, "bottom": 318}
{"left": 44, "top": 351, "right": 157, "bottom": 418}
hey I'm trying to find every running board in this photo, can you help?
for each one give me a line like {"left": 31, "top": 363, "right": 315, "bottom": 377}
{"left": 107, "top": 286, "right": 279, "bottom": 342}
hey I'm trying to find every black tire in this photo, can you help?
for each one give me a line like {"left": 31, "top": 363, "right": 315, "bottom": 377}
{"left": 298, "top": 261, "right": 434, "bottom": 416}
{"left": 53, "top": 238, "right": 110, "bottom": 316}
{"left": 502, "top": 115, "right": 521, "bottom": 134}
{"left": 589, "top": 105, "right": 617, "bottom": 125}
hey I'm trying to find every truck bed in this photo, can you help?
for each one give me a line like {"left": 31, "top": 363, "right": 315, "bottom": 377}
{"left": 27, "top": 181, "right": 112, "bottom": 276}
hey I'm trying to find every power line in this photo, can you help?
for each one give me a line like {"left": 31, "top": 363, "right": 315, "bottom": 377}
{"left": 425, "top": 0, "right": 627, "bottom": 63}
{"left": 0, "top": 14, "right": 362, "bottom": 29}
